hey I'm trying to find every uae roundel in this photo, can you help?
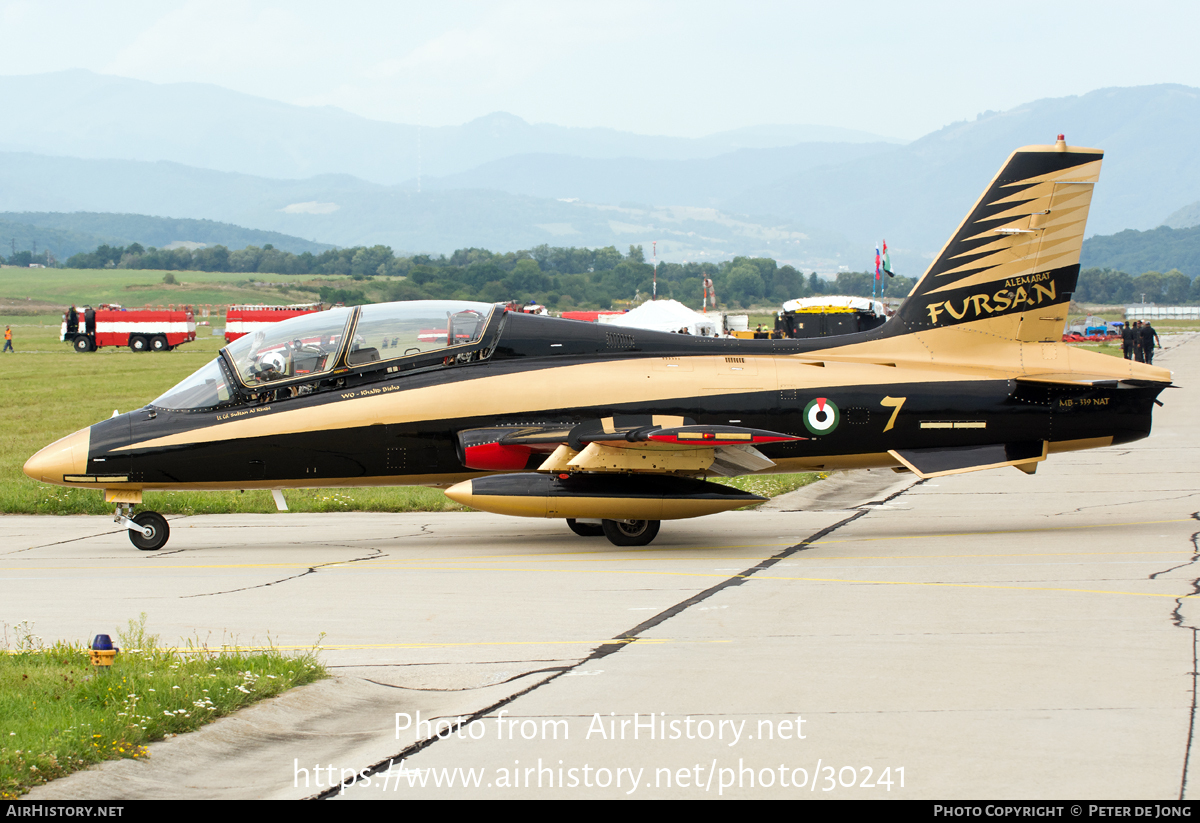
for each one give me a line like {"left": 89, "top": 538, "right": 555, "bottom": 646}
{"left": 803, "top": 397, "right": 840, "bottom": 435}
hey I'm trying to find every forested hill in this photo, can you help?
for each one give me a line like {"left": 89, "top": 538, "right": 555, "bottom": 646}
{"left": 1080, "top": 224, "right": 1200, "bottom": 279}
{"left": 0, "top": 219, "right": 123, "bottom": 264}
{"left": 0, "top": 212, "right": 333, "bottom": 259}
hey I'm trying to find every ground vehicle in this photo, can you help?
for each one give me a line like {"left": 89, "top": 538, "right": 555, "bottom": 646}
{"left": 26, "top": 139, "right": 1173, "bottom": 552}
{"left": 772, "top": 296, "right": 889, "bottom": 339}
{"left": 61, "top": 305, "right": 196, "bottom": 352}
{"left": 224, "top": 303, "right": 323, "bottom": 343}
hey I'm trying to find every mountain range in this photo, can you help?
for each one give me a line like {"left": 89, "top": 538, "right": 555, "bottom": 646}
{"left": 1, "top": 71, "right": 1197, "bottom": 269}
{"left": 0, "top": 70, "right": 901, "bottom": 185}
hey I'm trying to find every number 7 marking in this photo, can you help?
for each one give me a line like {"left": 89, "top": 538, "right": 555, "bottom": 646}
{"left": 880, "top": 396, "right": 906, "bottom": 432}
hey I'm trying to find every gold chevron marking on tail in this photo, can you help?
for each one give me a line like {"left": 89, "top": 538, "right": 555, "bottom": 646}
{"left": 928, "top": 161, "right": 1101, "bottom": 295}
{"left": 935, "top": 195, "right": 1095, "bottom": 291}
{"left": 886, "top": 143, "right": 1104, "bottom": 346}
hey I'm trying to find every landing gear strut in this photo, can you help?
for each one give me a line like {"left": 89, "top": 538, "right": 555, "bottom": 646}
{"left": 566, "top": 518, "right": 604, "bottom": 537}
{"left": 115, "top": 504, "right": 170, "bottom": 551}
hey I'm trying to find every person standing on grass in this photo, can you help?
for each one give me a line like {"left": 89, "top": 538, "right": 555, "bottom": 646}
{"left": 1121, "top": 322, "right": 1134, "bottom": 360}
{"left": 3, "top": 325, "right": 12, "bottom": 353}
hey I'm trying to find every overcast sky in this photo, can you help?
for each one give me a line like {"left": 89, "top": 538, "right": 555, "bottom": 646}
{"left": 3, "top": 0, "right": 1197, "bottom": 140}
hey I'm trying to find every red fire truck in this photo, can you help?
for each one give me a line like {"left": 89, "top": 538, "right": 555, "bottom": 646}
{"left": 61, "top": 305, "right": 197, "bottom": 353}
{"left": 224, "top": 303, "right": 323, "bottom": 343}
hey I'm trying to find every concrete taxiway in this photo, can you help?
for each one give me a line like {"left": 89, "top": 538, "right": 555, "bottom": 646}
{"left": 11, "top": 335, "right": 1200, "bottom": 799}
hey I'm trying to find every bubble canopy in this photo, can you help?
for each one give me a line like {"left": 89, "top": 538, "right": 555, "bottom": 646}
{"left": 224, "top": 306, "right": 354, "bottom": 386}
{"left": 351, "top": 300, "right": 493, "bottom": 365}
{"left": 150, "top": 300, "right": 497, "bottom": 410}
{"left": 150, "top": 358, "right": 233, "bottom": 410}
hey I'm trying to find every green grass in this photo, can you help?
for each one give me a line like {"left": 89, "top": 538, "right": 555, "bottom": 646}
{"left": 1148, "top": 319, "right": 1200, "bottom": 331}
{"left": 0, "top": 615, "right": 325, "bottom": 798}
{"left": 713, "top": 472, "right": 823, "bottom": 506}
{"left": 1066, "top": 341, "right": 1124, "bottom": 358}
{"left": 0, "top": 268, "right": 341, "bottom": 309}
{"left": 0, "top": 314, "right": 467, "bottom": 515}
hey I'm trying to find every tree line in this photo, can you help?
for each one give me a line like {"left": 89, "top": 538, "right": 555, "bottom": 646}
{"left": 45, "top": 241, "right": 917, "bottom": 310}
{"left": 1073, "top": 267, "right": 1199, "bottom": 305}
{"left": 24, "top": 239, "right": 1199, "bottom": 309}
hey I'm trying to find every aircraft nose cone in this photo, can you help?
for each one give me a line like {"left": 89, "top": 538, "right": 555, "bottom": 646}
{"left": 24, "top": 427, "right": 91, "bottom": 484}
{"left": 443, "top": 480, "right": 474, "bottom": 507}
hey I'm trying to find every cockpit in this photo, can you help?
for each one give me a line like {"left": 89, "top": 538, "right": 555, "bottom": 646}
{"left": 150, "top": 300, "right": 497, "bottom": 412}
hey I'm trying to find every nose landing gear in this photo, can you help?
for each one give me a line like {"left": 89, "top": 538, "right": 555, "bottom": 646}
{"left": 114, "top": 504, "right": 170, "bottom": 551}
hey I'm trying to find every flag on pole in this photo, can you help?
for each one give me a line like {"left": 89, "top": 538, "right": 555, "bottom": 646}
{"left": 875, "top": 246, "right": 882, "bottom": 281}
{"left": 882, "top": 240, "right": 894, "bottom": 277}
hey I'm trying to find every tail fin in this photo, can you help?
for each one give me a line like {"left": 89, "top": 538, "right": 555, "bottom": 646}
{"left": 885, "top": 138, "right": 1102, "bottom": 343}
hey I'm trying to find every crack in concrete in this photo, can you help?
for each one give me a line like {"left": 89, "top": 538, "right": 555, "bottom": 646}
{"left": 331, "top": 659, "right": 574, "bottom": 668}
{"left": 181, "top": 547, "right": 385, "bottom": 598}
{"left": 5, "top": 527, "right": 141, "bottom": 554}
{"left": 298, "top": 530, "right": 429, "bottom": 544}
{"left": 1164, "top": 513, "right": 1200, "bottom": 801}
{"left": 314, "top": 483, "right": 920, "bottom": 799}
{"left": 360, "top": 667, "right": 573, "bottom": 692}
{"left": 1052, "top": 492, "right": 1200, "bottom": 518}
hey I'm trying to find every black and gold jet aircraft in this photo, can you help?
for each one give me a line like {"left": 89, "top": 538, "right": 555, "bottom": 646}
{"left": 25, "top": 137, "right": 1172, "bottom": 551}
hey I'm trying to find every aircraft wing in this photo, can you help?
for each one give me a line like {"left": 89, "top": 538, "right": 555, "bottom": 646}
{"left": 458, "top": 417, "right": 804, "bottom": 477}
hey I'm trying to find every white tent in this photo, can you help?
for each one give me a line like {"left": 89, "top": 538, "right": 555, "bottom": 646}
{"left": 597, "top": 299, "right": 719, "bottom": 336}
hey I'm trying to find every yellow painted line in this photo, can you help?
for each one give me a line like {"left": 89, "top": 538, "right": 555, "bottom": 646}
{"left": 341, "top": 566, "right": 1200, "bottom": 599}
{"left": 8, "top": 517, "right": 1193, "bottom": 571}
{"left": 3, "top": 539, "right": 1196, "bottom": 574}
{"left": 750, "top": 574, "right": 1198, "bottom": 599}
{"left": 809, "top": 517, "right": 1196, "bottom": 547}
{"left": 3, "top": 518, "right": 1193, "bottom": 576}
{"left": 2, "top": 544, "right": 1195, "bottom": 575}
{"left": 140, "top": 638, "right": 728, "bottom": 654}
{"left": 13, "top": 560, "right": 1180, "bottom": 601}
{"left": 351, "top": 547, "right": 1196, "bottom": 564}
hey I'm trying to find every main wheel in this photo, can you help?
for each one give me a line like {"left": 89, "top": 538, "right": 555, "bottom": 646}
{"left": 601, "top": 519, "right": 660, "bottom": 547}
{"left": 73, "top": 336, "right": 92, "bottom": 353}
{"left": 566, "top": 518, "right": 604, "bottom": 537}
{"left": 129, "top": 335, "right": 148, "bottom": 352}
{"left": 150, "top": 335, "right": 168, "bottom": 352}
{"left": 129, "top": 511, "right": 169, "bottom": 551}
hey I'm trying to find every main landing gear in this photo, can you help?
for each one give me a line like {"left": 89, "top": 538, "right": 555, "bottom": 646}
{"left": 114, "top": 504, "right": 170, "bottom": 551}
{"left": 566, "top": 518, "right": 604, "bottom": 537}
{"left": 567, "top": 518, "right": 661, "bottom": 546}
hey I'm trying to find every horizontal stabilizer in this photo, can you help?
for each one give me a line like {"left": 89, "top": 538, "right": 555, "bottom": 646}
{"left": 1016, "top": 374, "right": 1173, "bottom": 388}
{"left": 888, "top": 441, "right": 1047, "bottom": 479}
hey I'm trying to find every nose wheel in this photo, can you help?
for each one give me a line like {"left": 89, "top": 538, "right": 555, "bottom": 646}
{"left": 115, "top": 505, "right": 170, "bottom": 551}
